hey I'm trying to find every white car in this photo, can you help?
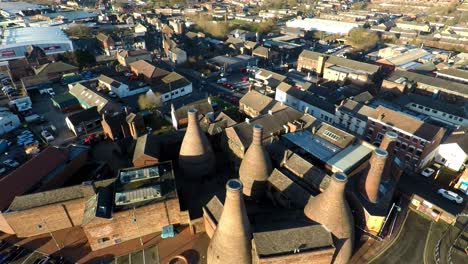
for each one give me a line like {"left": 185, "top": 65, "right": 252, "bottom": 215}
{"left": 3, "top": 159, "right": 19, "bottom": 168}
{"left": 421, "top": 168, "right": 435, "bottom": 178}
{"left": 217, "top": 78, "right": 227, "bottom": 84}
{"left": 41, "top": 130, "right": 55, "bottom": 142}
{"left": 437, "top": 189, "right": 464, "bottom": 204}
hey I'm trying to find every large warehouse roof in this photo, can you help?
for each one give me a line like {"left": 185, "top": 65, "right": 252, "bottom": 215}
{"left": 1, "top": 27, "right": 70, "bottom": 46}
{"left": 286, "top": 18, "right": 359, "bottom": 34}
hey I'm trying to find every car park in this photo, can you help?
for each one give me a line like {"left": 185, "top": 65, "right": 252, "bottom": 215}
{"left": 3, "top": 159, "right": 19, "bottom": 168}
{"left": 437, "top": 189, "right": 464, "bottom": 204}
{"left": 421, "top": 168, "right": 435, "bottom": 178}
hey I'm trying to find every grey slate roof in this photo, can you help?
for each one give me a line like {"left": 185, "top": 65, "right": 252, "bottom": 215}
{"left": 133, "top": 134, "right": 161, "bottom": 163}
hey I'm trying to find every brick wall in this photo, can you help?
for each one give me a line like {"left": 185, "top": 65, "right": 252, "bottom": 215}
{"left": 4, "top": 198, "right": 85, "bottom": 237}
{"left": 83, "top": 198, "right": 183, "bottom": 251}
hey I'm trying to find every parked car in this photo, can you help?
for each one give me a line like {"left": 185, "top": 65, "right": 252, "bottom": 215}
{"left": 41, "top": 130, "right": 55, "bottom": 142}
{"left": 421, "top": 168, "right": 435, "bottom": 178}
{"left": 0, "top": 167, "right": 6, "bottom": 175}
{"left": 241, "top": 76, "right": 248, "bottom": 82}
{"left": 108, "top": 91, "right": 117, "bottom": 98}
{"left": 217, "top": 78, "right": 227, "bottom": 84}
{"left": 3, "top": 159, "right": 19, "bottom": 168}
{"left": 437, "top": 189, "right": 464, "bottom": 204}
{"left": 223, "top": 82, "right": 233, "bottom": 89}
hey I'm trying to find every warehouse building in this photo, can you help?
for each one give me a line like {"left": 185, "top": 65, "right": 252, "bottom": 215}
{"left": 0, "top": 27, "right": 73, "bottom": 61}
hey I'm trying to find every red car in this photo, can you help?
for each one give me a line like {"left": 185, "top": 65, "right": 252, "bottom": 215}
{"left": 223, "top": 82, "right": 233, "bottom": 88}
{"left": 241, "top": 76, "right": 248, "bottom": 82}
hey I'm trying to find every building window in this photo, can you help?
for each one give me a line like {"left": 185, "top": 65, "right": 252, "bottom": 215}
{"left": 411, "top": 103, "right": 417, "bottom": 107}
{"left": 382, "top": 125, "right": 387, "bottom": 130}
{"left": 412, "top": 137, "right": 418, "bottom": 143}
{"left": 97, "top": 237, "right": 110, "bottom": 244}
{"left": 432, "top": 109, "right": 437, "bottom": 113}
{"left": 449, "top": 115, "right": 453, "bottom": 119}
{"left": 396, "top": 141, "right": 401, "bottom": 147}
{"left": 442, "top": 113, "right": 446, "bottom": 117}
{"left": 404, "top": 135, "right": 410, "bottom": 140}
{"left": 405, "top": 155, "right": 411, "bottom": 161}
{"left": 415, "top": 149, "right": 422, "bottom": 156}
{"left": 401, "top": 143, "right": 407, "bottom": 150}
{"left": 181, "top": 88, "right": 185, "bottom": 92}
{"left": 425, "top": 107, "right": 430, "bottom": 111}
{"left": 418, "top": 105, "right": 423, "bottom": 109}
{"left": 408, "top": 146, "right": 415, "bottom": 153}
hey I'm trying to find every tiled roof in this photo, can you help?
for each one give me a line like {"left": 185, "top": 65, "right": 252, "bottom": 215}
{"left": 66, "top": 107, "right": 100, "bottom": 125}
{"left": 239, "top": 90, "right": 286, "bottom": 115}
{"left": 174, "top": 99, "right": 213, "bottom": 121}
{"left": 33, "top": 61, "right": 78, "bottom": 75}
{"left": 277, "top": 82, "right": 336, "bottom": 114}
{"left": 8, "top": 185, "right": 84, "bottom": 211}
{"left": 130, "top": 60, "right": 169, "bottom": 79}
{"left": 133, "top": 134, "right": 161, "bottom": 163}
{"left": 299, "top": 50, "right": 322, "bottom": 60}
{"left": 268, "top": 169, "right": 311, "bottom": 207}
{"left": 338, "top": 99, "right": 377, "bottom": 120}
{"left": 371, "top": 105, "right": 445, "bottom": 141}
{"left": 391, "top": 70, "right": 468, "bottom": 95}
{"left": 283, "top": 152, "right": 331, "bottom": 192}
{"left": 0, "top": 147, "right": 69, "bottom": 211}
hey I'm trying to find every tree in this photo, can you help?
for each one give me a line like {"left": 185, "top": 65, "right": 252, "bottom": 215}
{"left": 257, "top": 19, "right": 277, "bottom": 34}
{"left": 347, "top": 28, "right": 379, "bottom": 51}
{"left": 138, "top": 94, "right": 161, "bottom": 111}
{"left": 65, "top": 25, "right": 92, "bottom": 39}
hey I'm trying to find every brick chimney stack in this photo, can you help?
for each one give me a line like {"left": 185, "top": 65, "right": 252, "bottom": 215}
{"left": 207, "top": 179, "right": 252, "bottom": 264}
{"left": 363, "top": 148, "right": 388, "bottom": 203}
{"left": 304, "top": 172, "right": 354, "bottom": 264}
{"left": 239, "top": 125, "right": 272, "bottom": 200}
{"left": 179, "top": 109, "right": 215, "bottom": 179}
{"left": 380, "top": 131, "right": 398, "bottom": 182}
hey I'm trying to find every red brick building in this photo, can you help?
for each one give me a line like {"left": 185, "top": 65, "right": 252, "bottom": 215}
{"left": 365, "top": 105, "right": 445, "bottom": 170}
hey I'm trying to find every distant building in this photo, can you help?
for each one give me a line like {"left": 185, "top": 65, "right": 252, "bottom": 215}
{"left": 97, "top": 74, "right": 149, "bottom": 98}
{"left": 96, "top": 33, "right": 116, "bottom": 55}
{"left": 239, "top": 90, "right": 286, "bottom": 118}
{"left": 275, "top": 82, "right": 335, "bottom": 123}
{"left": 132, "top": 134, "right": 160, "bottom": 167}
{"left": 32, "top": 61, "right": 79, "bottom": 82}
{"left": 50, "top": 92, "right": 81, "bottom": 113}
{"left": 116, "top": 49, "right": 152, "bottom": 67}
{"left": 0, "top": 27, "right": 73, "bottom": 61}
{"left": 381, "top": 70, "right": 468, "bottom": 103}
{"left": 145, "top": 72, "right": 192, "bottom": 103}
{"left": 297, "top": 51, "right": 380, "bottom": 85}
{"left": 129, "top": 60, "right": 170, "bottom": 85}
{"left": 65, "top": 107, "right": 101, "bottom": 136}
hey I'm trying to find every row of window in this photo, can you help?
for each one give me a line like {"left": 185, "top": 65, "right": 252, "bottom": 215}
{"left": 163, "top": 88, "right": 186, "bottom": 99}
{"left": 411, "top": 103, "right": 463, "bottom": 122}
{"left": 368, "top": 124, "right": 426, "bottom": 146}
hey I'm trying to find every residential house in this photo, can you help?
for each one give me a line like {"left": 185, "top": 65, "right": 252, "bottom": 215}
{"left": 97, "top": 75, "right": 149, "bottom": 98}
{"left": 96, "top": 33, "right": 116, "bottom": 55}
{"left": 117, "top": 49, "right": 152, "bottom": 67}
{"left": 69, "top": 82, "right": 120, "bottom": 113}
{"left": 275, "top": 82, "right": 336, "bottom": 124}
{"left": 381, "top": 70, "right": 468, "bottom": 103}
{"left": 145, "top": 72, "right": 192, "bottom": 103}
{"left": 171, "top": 98, "right": 214, "bottom": 130}
{"left": 168, "top": 47, "right": 187, "bottom": 65}
{"left": 334, "top": 99, "right": 377, "bottom": 136}
{"left": 65, "top": 107, "right": 101, "bottom": 136}
{"left": 0, "top": 109, "right": 21, "bottom": 135}
{"left": 365, "top": 105, "right": 446, "bottom": 170}
{"left": 239, "top": 90, "right": 286, "bottom": 118}
{"left": 395, "top": 21, "right": 432, "bottom": 34}
{"left": 101, "top": 110, "right": 145, "bottom": 141}
{"left": 254, "top": 69, "right": 287, "bottom": 92}
{"left": 130, "top": 60, "right": 170, "bottom": 85}
{"left": 434, "top": 128, "right": 467, "bottom": 171}
{"left": 252, "top": 46, "right": 280, "bottom": 62}
{"left": 32, "top": 61, "right": 79, "bottom": 82}
{"left": 229, "top": 29, "right": 256, "bottom": 41}
{"left": 132, "top": 134, "right": 160, "bottom": 167}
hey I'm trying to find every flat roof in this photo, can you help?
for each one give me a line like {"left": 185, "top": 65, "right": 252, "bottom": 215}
{"left": 1, "top": 27, "right": 70, "bottom": 46}
{"left": 327, "top": 143, "right": 373, "bottom": 174}
{"left": 283, "top": 130, "right": 342, "bottom": 162}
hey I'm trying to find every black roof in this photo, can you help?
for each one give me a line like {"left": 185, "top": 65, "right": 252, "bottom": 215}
{"left": 66, "top": 107, "right": 100, "bottom": 125}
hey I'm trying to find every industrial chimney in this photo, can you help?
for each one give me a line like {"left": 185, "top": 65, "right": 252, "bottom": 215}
{"left": 380, "top": 131, "right": 398, "bottom": 182}
{"left": 304, "top": 172, "right": 354, "bottom": 264}
{"left": 179, "top": 109, "right": 215, "bottom": 179}
{"left": 239, "top": 125, "right": 272, "bottom": 200}
{"left": 363, "top": 148, "right": 388, "bottom": 203}
{"left": 207, "top": 179, "right": 252, "bottom": 264}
